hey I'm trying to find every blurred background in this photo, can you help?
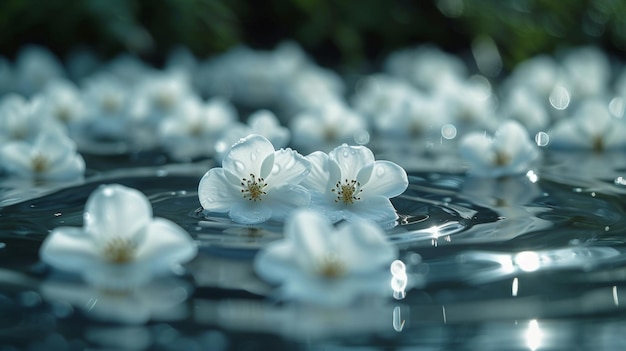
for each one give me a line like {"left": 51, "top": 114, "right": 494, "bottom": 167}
{"left": 1, "top": 0, "right": 625, "bottom": 71}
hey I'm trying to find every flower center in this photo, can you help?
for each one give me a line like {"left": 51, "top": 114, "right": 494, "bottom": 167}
{"left": 331, "top": 178, "right": 362, "bottom": 205}
{"left": 317, "top": 254, "right": 346, "bottom": 279}
{"left": 593, "top": 135, "right": 604, "bottom": 153}
{"left": 240, "top": 173, "right": 268, "bottom": 201}
{"left": 56, "top": 106, "right": 72, "bottom": 122}
{"left": 494, "top": 151, "right": 511, "bottom": 166}
{"left": 102, "top": 237, "right": 136, "bottom": 264}
{"left": 32, "top": 154, "right": 48, "bottom": 173}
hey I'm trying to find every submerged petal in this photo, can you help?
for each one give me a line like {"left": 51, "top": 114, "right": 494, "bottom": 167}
{"left": 287, "top": 210, "right": 335, "bottom": 271}
{"left": 229, "top": 201, "right": 272, "bottom": 224}
{"left": 222, "top": 134, "right": 275, "bottom": 178}
{"left": 84, "top": 185, "right": 153, "bottom": 240}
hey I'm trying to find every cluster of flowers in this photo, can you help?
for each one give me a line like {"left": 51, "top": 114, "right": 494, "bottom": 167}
{"left": 2, "top": 43, "right": 626, "bottom": 184}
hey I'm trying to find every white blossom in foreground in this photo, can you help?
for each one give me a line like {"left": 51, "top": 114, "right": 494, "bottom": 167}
{"left": 254, "top": 209, "right": 398, "bottom": 306}
{"left": 198, "top": 134, "right": 311, "bottom": 224}
{"left": 0, "top": 131, "right": 85, "bottom": 181}
{"left": 459, "top": 120, "right": 539, "bottom": 178}
{"left": 39, "top": 184, "right": 197, "bottom": 290}
{"left": 302, "top": 144, "right": 408, "bottom": 226}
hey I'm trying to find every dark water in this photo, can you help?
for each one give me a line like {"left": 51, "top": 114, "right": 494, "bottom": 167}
{"left": 1, "top": 150, "right": 626, "bottom": 350}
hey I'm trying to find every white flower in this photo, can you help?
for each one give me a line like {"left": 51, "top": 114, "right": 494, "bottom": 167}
{"left": 290, "top": 102, "right": 367, "bottom": 154}
{"left": 302, "top": 144, "right": 408, "bottom": 225}
{"left": 0, "top": 131, "right": 85, "bottom": 181}
{"left": 81, "top": 75, "right": 132, "bottom": 141}
{"left": 549, "top": 99, "right": 626, "bottom": 151}
{"left": 158, "top": 97, "right": 237, "bottom": 160}
{"left": 198, "top": 134, "right": 311, "bottom": 224}
{"left": 39, "top": 184, "right": 197, "bottom": 290}
{"left": 254, "top": 209, "right": 398, "bottom": 306}
{"left": 500, "top": 86, "right": 550, "bottom": 134}
{"left": 15, "top": 45, "right": 64, "bottom": 96}
{"left": 0, "top": 94, "right": 64, "bottom": 144}
{"left": 459, "top": 120, "right": 539, "bottom": 178}
{"left": 39, "top": 79, "right": 86, "bottom": 134}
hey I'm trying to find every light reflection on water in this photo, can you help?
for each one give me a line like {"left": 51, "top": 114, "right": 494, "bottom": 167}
{"left": 1, "top": 150, "right": 626, "bottom": 348}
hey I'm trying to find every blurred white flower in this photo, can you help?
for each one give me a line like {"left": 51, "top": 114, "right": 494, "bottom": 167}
{"left": 81, "top": 75, "right": 132, "bottom": 141}
{"left": 198, "top": 134, "right": 311, "bottom": 224}
{"left": 0, "top": 131, "right": 85, "bottom": 181}
{"left": 14, "top": 45, "right": 64, "bottom": 96}
{"left": 437, "top": 75, "right": 497, "bottom": 132}
{"left": 561, "top": 46, "right": 610, "bottom": 99}
{"left": 215, "top": 110, "right": 290, "bottom": 158}
{"left": 158, "top": 97, "right": 237, "bottom": 161}
{"left": 131, "top": 71, "right": 194, "bottom": 127}
{"left": 282, "top": 65, "right": 345, "bottom": 113}
{"left": 352, "top": 74, "right": 416, "bottom": 122}
{"left": 39, "top": 79, "right": 86, "bottom": 135}
{"left": 385, "top": 45, "right": 467, "bottom": 92}
{"left": 459, "top": 120, "right": 539, "bottom": 178}
{"left": 507, "top": 55, "right": 560, "bottom": 101}
{"left": 302, "top": 144, "right": 408, "bottom": 225}
{"left": 290, "top": 102, "right": 367, "bottom": 154}
{"left": 549, "top": 99, "right": 626, "bottom": 151}
{"left": 254, "top": 209, "right": 398, "bottom": 306}
{"left": 39, "top": 184, "right": 197, "bottom": 290}
{"left": 0, "top": 94, "right": 64, "bottom": 144}
{"left": 500, "top": 86, "right": 550, "bottom": 134}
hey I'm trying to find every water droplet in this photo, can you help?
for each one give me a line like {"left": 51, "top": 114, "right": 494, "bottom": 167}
{"left": 272, "top": 164, "right": 281, "bottom": 174}
{"left": 205, "top": 197, "right": 214, "bottom": 203}
{"left": 342, "top": 150, "right": 350, "bottom": 158}
{"left": 549, "top": 86, "right": 571, "bottom": 110}
{"left": 535, "top": 132, "right": 550, "bottom": 146}
{"left": 353, "top": 129, "right": 370, "bottom": 145}
{"left": 615, "top": 176, "right": 626, "bottom": 186}
{"left": 573, "top": 187, "right": 583, "bottom": 193}
{"left": 605, "top": 226, "right": 610, "bottom": 231}
{"left": 250, "top": 153, "right": 257, "bottom": 161}
{"left": 0, "top": 243, "right": 5, "bottom": 249}
{"left": 376, "top": 166, "right": 386, "bottom": 177}
{"left": 441, "top": 124, "right": 457, "bottom": 139}
{"left": 234, "top": 161, "right": 245, "bottom": 172}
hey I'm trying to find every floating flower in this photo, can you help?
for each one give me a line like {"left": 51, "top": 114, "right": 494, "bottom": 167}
{"left": 549, "top": 99, "right": 626, "bottom": 151}
{"left": 198, "top": 134, "right": 311, "bottom": 224}
{"left": 301, "top": 144, "right": 408, "bottom": 225}
{"left": 254, "top": 209, "right": 398, "bottom": 306}
{"left": 39, "top": 79, "right": 86, "bottom": 135}
{"left": 81, "top": 75, "right": 132, "bottom": 141}
{"left": 459, "top": 120, "right": 539, "bottom": 178}
{"left": 158, "top": 97, "right": 237, "bottom": 160}
{"left": 14, "top": 45, "right": 64, "bottom": 96}
{"left": 290, "top": 102, "right": 367, "bottom": 153}
{"left": 0, "top": 131, "right": 85, "bottom": 181}
{"left": 0, "top": 94, "right": 64, "bottom": 144}
{"left": 39, "top": 184, "right": 197, "bottom": 290}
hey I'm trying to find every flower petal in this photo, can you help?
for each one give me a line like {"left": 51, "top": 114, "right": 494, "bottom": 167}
{"left": 198, "top": 168, "right": 237, "bottom": 212}
{"left": 84, "top": 185, "right": 152, "bottom": 240}
{"left": 286, "top": 209, "right": 334, "bottom": 270}
{"left": 134, "top": 218, "right": 197, "bottom": 274}
{"left": 0, "top": 142, "right": 36, "bottom": 177}
{"left": 348, "top": 195, "right": 399, "bottom": 225}
{"left": 328, "top": 144, "right": 375, "bottom": 180}
{"left": 301, "top": 151, "right": 331, "bottom": 193}
{"left": 45, "top": 153, "right": 85, "bottom": 181}
{"left": 360, "top": 161, "right": 408, "bottom": 198}
{"left": 39, "top": 227, "right": 100, "bottom": 273}
{"left": 264, "top": 185, "right": 311, "bottom": 220}
{"left": 337, "top": 219, "right": 397, "bottom": 274}
{"left": 222, "top": 134, "right": 275, "bottom": 178}
{"left": 229, "top": 201, "right": 272, "bottom": 224}
{"left": 253, "top": 239, "right": 297, "bottom": 284}
{"left": 266, "top": 148, "right": 310, "bottom": 189}
{"left": 459, "top": 132, "right": 494, "bottom": 169}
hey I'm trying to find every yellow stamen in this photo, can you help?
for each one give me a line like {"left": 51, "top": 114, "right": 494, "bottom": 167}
{"left": 331, "top": 179, "right": 362, "bottom": 204}
{"left": 102, "top": 237, "right": 136, "bottom": 264}
{"left": 240, "top": 173, "right": 268, "bottom": 202}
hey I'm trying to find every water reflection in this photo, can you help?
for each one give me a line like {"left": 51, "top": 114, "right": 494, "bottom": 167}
{"left": 40, "top": 275, "right": 192, "bottom": 324}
